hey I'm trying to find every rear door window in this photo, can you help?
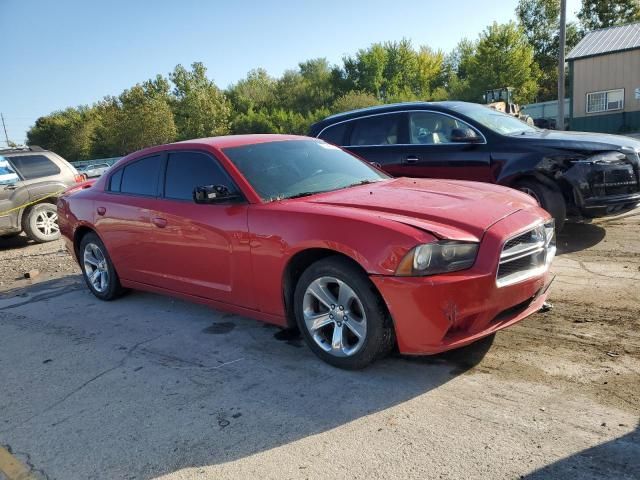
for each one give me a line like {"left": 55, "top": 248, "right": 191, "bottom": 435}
{"left": 6, "top": 154, "right": 60, "bottom": 179}
{"left": 163, "top": 151, "right": 236, "bottom": 201}
{"left": 349, "top": 114, "right": 401, "bottom": 146}
{"left": 119, "top": 155, "right": 161, "bottom": 197}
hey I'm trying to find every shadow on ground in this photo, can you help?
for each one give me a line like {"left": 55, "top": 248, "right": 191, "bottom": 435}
{"left": 0, "top": 276, "right": 495, "bottom": 479}
{"left": 556, "top": 222, "right": 606, "bottom": 255}
{"left": 523, "top": 424, "right": 640, "bottom": 480}
{"left": 0, "top": 233, "right": 34, "bottom": 251}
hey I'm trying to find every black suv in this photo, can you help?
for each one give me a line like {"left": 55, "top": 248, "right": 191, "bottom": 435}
{"left": 310, "top": 101, "right": 640, "bottom": 229}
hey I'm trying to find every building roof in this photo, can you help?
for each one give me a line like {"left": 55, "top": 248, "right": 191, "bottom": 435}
{"left": 567, "top": 22, "right": 640, "bottom": 60}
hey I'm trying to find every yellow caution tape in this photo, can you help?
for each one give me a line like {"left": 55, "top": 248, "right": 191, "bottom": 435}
{"left": 0, "top": 188, "right": 67, "bottom": 217}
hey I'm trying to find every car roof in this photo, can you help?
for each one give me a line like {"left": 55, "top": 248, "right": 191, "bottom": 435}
{"left": 175, "top": 134, "right": 311, "bottom": 150}
{"left": 310, "top": 101, "right": 475, "bottom": 132}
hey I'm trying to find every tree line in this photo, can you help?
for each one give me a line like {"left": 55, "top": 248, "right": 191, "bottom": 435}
{"left": 27, "top": 0, "right": 640, "bottom": 161}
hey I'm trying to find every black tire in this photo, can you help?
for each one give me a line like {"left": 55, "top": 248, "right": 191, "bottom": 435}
{"left": 22, "top": 203, "right": 61, "bottom": 243}
{"left": 515, "top": 179, "right": 566, "bottom": 231}
{"left": 293, "top": 256, "right": 395, "bottom": 369}
{"left": 79, "top": 232, "right": 125, "bottom": 301}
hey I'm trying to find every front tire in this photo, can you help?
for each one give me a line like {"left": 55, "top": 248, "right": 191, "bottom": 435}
{"left": 294, "top": 256, "right": 395, "bottom": 369}
{"left": 79, "top": 233, "right": 124, "bottom": 300}
{"left": 515, "top": 179, "right": 566, "bottom": 231}
{"left": 22, "top": 203, "right": 60, "bottom": 242}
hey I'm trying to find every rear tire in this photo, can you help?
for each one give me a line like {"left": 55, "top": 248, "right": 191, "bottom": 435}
{"left": 515, "top": 180, "right": 566, "bottom": 231}
{"left": 294, "top": 256, "right": 395, "bottom": 369}
{"left": 22, "top": 203, "right": 61, "bottom": 243}
{"left": 79, "top": 232, "right": 124, "bottom": 301}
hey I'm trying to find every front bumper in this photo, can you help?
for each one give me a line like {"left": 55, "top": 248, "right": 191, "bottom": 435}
{"left": 564, "top": 155, "right": 640, "bottom": 218}
{"left": 372, "top": 209, "right": 553, "bottom": 355}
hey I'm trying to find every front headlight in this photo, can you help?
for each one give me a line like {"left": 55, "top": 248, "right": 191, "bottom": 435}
{"left": 396, "top": 241, "right": 479, "bottom": 276}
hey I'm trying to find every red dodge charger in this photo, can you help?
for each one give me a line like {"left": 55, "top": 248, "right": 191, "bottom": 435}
{"left": 58, "top": 135, "right": 555, "bottom": 369}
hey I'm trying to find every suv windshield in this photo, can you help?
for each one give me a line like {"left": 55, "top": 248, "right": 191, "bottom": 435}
{"left": 451, "top": 103, "right": 538, "bottom": 135}
{"left": 0, "top": 156, "right": 20, "bottom": 185}
{"left": 223, "top": 140, "right": 388, "bottom": 201}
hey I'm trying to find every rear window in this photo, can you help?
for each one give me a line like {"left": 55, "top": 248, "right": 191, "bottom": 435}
{"left": 118, "top": 155, "right": 161, "bottom": 196}
{"left": 318, "top": 122, "right": 349, "bottom": 146}
{"left": 6, "top": 154, "right": 61, "bottom": 180}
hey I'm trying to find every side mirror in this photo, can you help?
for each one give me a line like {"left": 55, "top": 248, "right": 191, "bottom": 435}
{"left": 193, "top": 184, "right": 240, "bottom": 204}
{"left": 450, "top": 128, "right": 483, "bottom": 143}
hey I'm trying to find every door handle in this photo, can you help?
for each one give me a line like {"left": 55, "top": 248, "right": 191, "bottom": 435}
{"left": 97, "top": 207, "right": 106, "bottom": 216}
{"left": 152, "top": 217, "right": 168, "bottom": 228}
{"left": 4, "top": 184, "right": 17, "bottom": 190}
{"left": 405, "top": 156, "right": 419, "bottom": 164}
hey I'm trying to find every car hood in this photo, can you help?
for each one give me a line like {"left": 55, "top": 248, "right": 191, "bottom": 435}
{"left": 516, "top": 130, "right": 640, "bottom": 152}
{"left": 305, "top": 178, "right": 539, "bottom": 241}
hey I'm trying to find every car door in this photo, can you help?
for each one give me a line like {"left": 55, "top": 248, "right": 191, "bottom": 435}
{"left": 396, "top": 111, "right": 494, "bottom": 182}
{"left": 95, "top": 154, "right": 164, "bottom": 286}
{"left": 0, "top": 156, "right": 26, "bottom": 232}
{"left": 148, "top": 150, "right": 254, "bottom": 307}
{"left": 340, "top": 113, "right": 410, "bottom": 175}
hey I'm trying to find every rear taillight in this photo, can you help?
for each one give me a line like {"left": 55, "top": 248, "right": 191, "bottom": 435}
{"left": 74, "top": 174, "right": 87, "bottom": 183}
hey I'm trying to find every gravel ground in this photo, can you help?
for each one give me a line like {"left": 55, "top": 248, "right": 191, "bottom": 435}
{"left": 0, "top": 212, "right": 638, "bottom": 480}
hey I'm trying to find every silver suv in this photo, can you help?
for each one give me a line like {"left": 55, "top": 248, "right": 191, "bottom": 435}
{"left": 0, "top": 147, "right": 82, "bottom": 243}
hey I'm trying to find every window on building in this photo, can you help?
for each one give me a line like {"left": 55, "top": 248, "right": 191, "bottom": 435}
{"left": 586, "top": 89, "right": 624, "bottom": 114}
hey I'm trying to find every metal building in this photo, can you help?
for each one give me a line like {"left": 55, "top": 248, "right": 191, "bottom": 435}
{"left": 567, "top": 22, "right": 640, "bottom": 133}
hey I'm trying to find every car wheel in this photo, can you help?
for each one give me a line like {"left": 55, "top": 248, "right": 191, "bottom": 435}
{"left": 515, "top": 180, "right": 566, "bottom": 231}
{"left": 22, "top": 203, "right": 61, "bottom": 243}
{"left": 79, "top": 232, "right": 124, "bottom": 301}
{"left": 294, "top": 256, "right": 395, "bottom": 369}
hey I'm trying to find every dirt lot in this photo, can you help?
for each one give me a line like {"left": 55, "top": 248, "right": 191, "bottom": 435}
{"left": 0, "top": 212, "right": 638, "bottom": 480}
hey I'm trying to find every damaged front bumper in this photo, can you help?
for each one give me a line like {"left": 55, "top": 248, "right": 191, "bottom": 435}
{"left": 559, "top": 151, "right": 640, "bottom": 218}
{"left": 371, "top": 209, "right": 554, "bottom": 355}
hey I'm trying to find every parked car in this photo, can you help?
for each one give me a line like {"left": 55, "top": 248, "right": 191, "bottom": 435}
{"left": 77, "top": 162, "right": 111, "bottom": 179}
{"left": 59, "top": 135, "right": 555, "bottom": 369}
{"left": 309, "top": 101, "right": 640, "bottom": 230}
{"left": 0, "top": 147, "right": 85, "bottom": 242}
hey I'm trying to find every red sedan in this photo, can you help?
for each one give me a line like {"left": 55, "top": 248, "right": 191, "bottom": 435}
{"left": 58, "top": 135, "right": 555, "bottom": 369}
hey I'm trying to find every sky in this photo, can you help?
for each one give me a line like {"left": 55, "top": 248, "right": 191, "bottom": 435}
{"left": 0, "top": 0, "right": 581, "bottom": 146}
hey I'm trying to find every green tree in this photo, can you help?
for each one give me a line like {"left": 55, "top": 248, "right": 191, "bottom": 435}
{"left": 227, "top": 68, "right": 277, "bottom": 114}
{"left": 170, "top": 62, "right": 231, "bottom": 140}
{"left": 517, "top": 0, "right": 582, "bottom": 101}
{"left": 456, "top": 22, "right": 540, "bottom": 104}
{"left": 339, "top": 40, "right": 446, "bottom": 101}
{"left": 27, "top": 107, "right": 97, "bottom": 161}
{"left": 331, "top": 91, "right": 380, "bottom": 114}
{"left": 578, "top": 0, "right": 640, "bottom": 31}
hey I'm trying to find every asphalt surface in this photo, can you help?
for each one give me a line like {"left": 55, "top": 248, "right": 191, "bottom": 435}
{"left": 0, "top": 212, "right": 639, "bottom": 480}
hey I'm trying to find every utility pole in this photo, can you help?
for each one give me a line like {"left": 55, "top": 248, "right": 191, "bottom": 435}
{"left": 0, "top": 113, "right": 10, "bottom": 146}
{"left": 557, "top": 0, "right": 567, "bottom": 130}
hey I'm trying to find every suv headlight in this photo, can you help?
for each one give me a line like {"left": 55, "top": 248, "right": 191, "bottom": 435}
{"left": 396, "top": 241, "right": 479, "bottom": 276}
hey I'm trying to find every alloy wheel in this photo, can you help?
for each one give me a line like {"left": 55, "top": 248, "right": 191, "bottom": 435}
{"left": 302, "top": 276, "right": 367, "bottom": 357}
{"left": 35, "top": 210, "right": 59, "bottom": 238}
{"left": 83, "top": 243, "right": 109, "bottom": 293}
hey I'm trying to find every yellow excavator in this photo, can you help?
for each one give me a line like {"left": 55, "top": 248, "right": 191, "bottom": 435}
{"left": 483, "top": 87, "right": 534, "bottom": 126}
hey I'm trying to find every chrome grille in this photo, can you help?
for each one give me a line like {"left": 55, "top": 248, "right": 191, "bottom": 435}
{"left": 497, "top": 222, "right": 556, "bottom": 287}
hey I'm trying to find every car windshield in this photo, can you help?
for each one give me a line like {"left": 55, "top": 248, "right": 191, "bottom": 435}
{"left": 450, "top": 103, "right": 538, "bottom": 135}
{"left": 223, "top": 139, "right": 389, "bottom": 201}
{"left": 0, "top": 156, "right": 20, "bottom": 185}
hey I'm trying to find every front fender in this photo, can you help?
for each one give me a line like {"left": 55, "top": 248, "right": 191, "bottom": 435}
{"left": 248, "top": 203, "right": 436, "bottom": 317}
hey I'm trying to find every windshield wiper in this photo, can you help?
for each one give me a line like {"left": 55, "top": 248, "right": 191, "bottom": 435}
{"left": 283, "top": 190, "right": 330, "bottom": 199}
